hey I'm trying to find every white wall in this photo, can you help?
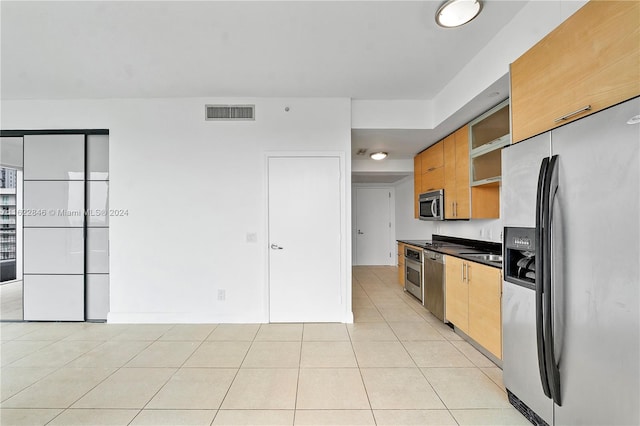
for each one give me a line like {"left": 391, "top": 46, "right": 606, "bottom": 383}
{"left": 2, "top": 97, "right": 352, "bottom": 323}
{"left": 394, "top": 176, "right": 503, "bottom": 245}
{"left": 351, "top": 100, "right": 432, "bottom": 129}
{"left": 394, "top": 176, "right": 434, "bottom": 241}
{"left": 352, "top": 159, "right": 413, "bottom": 173}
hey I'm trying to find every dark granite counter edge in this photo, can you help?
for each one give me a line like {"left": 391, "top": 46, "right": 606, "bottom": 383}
{"left": 398, "top": 235, "right": 502, "bottom": 270}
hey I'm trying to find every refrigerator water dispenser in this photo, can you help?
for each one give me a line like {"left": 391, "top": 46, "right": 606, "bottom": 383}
{"left": 504, "top": 227, "right": 536, "bottom": 290}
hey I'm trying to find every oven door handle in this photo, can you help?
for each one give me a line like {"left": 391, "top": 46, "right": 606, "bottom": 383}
{"left": 405, "top": 257, "right": 422, "bottom": 268}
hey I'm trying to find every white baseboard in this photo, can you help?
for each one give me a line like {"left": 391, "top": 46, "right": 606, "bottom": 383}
{"left": 106, "top": 311, "right": 267, "bottom": 324}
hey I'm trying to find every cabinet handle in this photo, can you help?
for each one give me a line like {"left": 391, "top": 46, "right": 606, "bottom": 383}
{"left": 427, "top": 167, "right": 436, "bottom": 172}
{"left": 467, "top": 263, "right": 471, "bottom": 283}
{"left": 454, "top": 201, "right": 458, "bottom": 217}
{"left": 554, "top": 105, "right": 591, "bottom": 123}
{"left": 461, "top": 263, "right": 465, "bottom": 282}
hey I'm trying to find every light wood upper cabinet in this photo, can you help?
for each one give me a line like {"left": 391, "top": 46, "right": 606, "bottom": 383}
{"left": 511, "top": 0, "right": 640, "bottom": 143}
{"left": 421, "top": 142, "right": 445, "bottom": 193}
{"left": 421, "top": 167, "right": 444, "bottom": 194}
{"left": 443, "top": 135, "right": 456, "bottom": 219}
{"left": 467, "top": 262, "right": 502, "bottom": 359}
{"left": 455, "top": 128, "right": 470, "bottom": 218}
{"left": 445, "top": 256, "right": 469, "bottom": 334}
{"left": 468, "top": 101, "right": 508, "bottom": 219}
{"left": 421, "top": 142, "right": 444, "bottom": 172}
{"left": 413, "top": 156, "right": 421, "bottom": 219}
{"left": 443, "top": 126, "right": 470, "bottom": 219}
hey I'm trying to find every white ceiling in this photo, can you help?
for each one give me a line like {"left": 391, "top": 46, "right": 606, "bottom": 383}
{"left": 1, "top": 1, "right": 527, "bottom": 100}
{"left": 352, "top": 129, "right": 436, "bottom": 160}
{"left": 1, "top": 1, "right": 529, "bottom": 184}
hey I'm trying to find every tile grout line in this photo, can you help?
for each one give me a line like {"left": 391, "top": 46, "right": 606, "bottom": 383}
{"left": 127, "top": 324, "right": 219, "bottom": 426}
{"left": 345, "top": 306, "right": 377, "bottom": 426}
{"left": 379, "top": 265, "right": 503, "bottom": 424}
{"left": 0, "top": 325, "right": 130, "bottom": 406}
{"left": 292, "top": 324, "right": 305, "bottom": 425}
{"left": 5, "top": 331, "right": 142, "bottom": 418}
{"left": 43, "top": 326, "right": 171, "bottom": 425}
{"left": 366, "top": 266, "right": 460, "bottom": 425}
{"left": 209, "top": 325, "right": 260, "bottom": 425}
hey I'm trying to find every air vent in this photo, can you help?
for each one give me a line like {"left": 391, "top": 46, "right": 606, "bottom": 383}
{"left": 205, "top": 104, "right": 255, "bottom": 121}
{"left": 356, "top": 149, "right": 368, "bottom": 156}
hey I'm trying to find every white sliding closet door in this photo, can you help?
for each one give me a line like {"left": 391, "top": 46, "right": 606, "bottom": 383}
{"left": 23, "top": 134, "right": 85, "bottom": 321}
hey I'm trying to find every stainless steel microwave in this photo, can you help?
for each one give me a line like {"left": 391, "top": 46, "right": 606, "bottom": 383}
{"left": 419, "top": 190, "right": 444, "bottom": 221}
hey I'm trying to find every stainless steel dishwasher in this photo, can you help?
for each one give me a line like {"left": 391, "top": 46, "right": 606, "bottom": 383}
{"left": 423, "top": 249, "right": 445, "bottom": 321}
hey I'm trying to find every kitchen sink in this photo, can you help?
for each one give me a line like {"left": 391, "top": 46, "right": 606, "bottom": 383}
{"left": 464, "top": 253, "right": 503, "bottom": 262}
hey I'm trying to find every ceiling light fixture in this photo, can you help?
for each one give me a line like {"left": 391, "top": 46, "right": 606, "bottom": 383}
{"left": 436, "top": 0, "right": 482, "bottom": 28}
{"left": 370, "top": 152, "right": 388, "bottom": 160}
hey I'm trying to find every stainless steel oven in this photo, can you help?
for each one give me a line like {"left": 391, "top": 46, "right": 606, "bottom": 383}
{"left": 404, "top": 246, "right": 423, "bottom": 302}
{"left": 419, "top": 190, "right": 444, "bottom": 221}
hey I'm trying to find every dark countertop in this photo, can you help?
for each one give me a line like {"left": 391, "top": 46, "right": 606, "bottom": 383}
{"left": 398, "top": 235, "right": 502, "bottom": 269}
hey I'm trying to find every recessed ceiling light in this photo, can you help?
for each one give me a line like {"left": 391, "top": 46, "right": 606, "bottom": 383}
{"left": 370, "top": 152, "right": 388, "bottom": 160}
{"left": 436, "top": 0, "right": 482, "bottom": 28}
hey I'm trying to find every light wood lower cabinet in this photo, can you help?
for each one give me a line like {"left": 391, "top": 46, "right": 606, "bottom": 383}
{"left": 397, "top": 242, "right": 405, "bottom": 286}
{"left": 445, "top": 256, "right": 469, "bottom": 334}
{"left": 467, "top": 262, "right": 502, "bottom": 359}
{"left": 445, "top": 256, "right": 502, "bottom": 360}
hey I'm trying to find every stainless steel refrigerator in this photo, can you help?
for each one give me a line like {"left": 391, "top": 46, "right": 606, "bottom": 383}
{"left": 501, "top": 97, "right": 639, "bottom": 426}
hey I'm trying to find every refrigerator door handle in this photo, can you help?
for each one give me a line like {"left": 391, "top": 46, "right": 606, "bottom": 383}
{"left": 544, "top": 154, "right": 562, "bottom": 405}
{"left": 535, "top": 156, "right": 552, "bottom": 399}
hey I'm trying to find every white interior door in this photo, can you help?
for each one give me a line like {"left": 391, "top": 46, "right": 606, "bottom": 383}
{"left": 355, "top": 187, "right": 391, "bottom": 265}
{"left": 268, "top": 156, "right": 342, "bottom": 322}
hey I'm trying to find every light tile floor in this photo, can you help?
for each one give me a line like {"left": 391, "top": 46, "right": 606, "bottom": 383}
{"left": 0, "top": 280, "right": 23, "bottom": 321}
{"left": 0, "top": 266, "right": 529, "bottom": 425}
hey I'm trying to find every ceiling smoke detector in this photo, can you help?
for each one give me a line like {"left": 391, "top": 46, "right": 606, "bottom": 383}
{"left": 436, "top": 0, "right": 482, "bottom": 28}
{"left": 370, "top": 152, "right": 388, "bottom": 160}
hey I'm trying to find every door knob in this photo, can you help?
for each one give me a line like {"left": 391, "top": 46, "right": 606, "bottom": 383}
{"left": 357, "top": 230, "right": 364, "bottom": 235}
{"left": 270, "top": 244, "right": 283, "bottom": 250}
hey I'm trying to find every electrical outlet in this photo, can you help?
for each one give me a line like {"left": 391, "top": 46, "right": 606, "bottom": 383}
{"left": 479, "top": 228, "right": 485, "bottom": 237}
{"left": 217, "top": 289, "right": 226, "bottom": 301}
{"left": 246, "top": 232, "right": 257, "bottom": 243}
